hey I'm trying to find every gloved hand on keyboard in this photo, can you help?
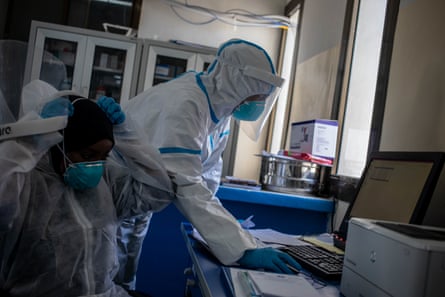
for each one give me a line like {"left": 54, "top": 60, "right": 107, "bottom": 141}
{"left": 41, "top": 97, "right": 74, "bottom": 118}
{"left": 238, "top": 247, "right": 302, "bottom": 274}
{"left": 96, "top": 96, "right": 125, "bottom": 125}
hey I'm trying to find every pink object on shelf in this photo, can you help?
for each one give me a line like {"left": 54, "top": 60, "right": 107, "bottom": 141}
{"left": 281, "top": 150, "right": 333, "bottom": 166}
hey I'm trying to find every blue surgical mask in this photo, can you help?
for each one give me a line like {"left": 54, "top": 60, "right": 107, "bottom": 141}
{"left": 63, "top": 161, "right": 105, "bottom": 190}
{"left": 232, "top": 100, "right": 265, "bottom": 121}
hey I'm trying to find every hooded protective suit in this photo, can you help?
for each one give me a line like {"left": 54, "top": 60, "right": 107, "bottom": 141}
{"left": 120, "top": 39, "right": 284, "bottom": 275}
{"left": 202, "top": 119, "right": 231, "bottom": 193}
{"left": 0, "top": 80, "right": 174, "bottom": 297}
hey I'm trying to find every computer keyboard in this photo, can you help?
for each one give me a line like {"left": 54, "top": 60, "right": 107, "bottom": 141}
{"left": 280, "top": 245, "right": 344, "bottom": 280}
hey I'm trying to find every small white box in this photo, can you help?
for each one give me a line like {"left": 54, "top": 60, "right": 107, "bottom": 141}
{"left": 99, "top": 53, "right": 108, "bottom": 68}
{"left": 155, "top": 64, "right": 170, "bottom": 77}
{"left": 290, "top": 119, "right": 338, "bottom": 159}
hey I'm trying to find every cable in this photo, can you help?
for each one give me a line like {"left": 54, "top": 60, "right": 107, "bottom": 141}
{"left": 159, "top": 0, "right": 295, "bottom": 29}
{"left": 171, "top": 5, "right": 217, "bottom": 25}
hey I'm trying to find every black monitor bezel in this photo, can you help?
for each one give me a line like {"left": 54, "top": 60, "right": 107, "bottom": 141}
{"left": 337, "top": 151, "right": 445, "bottom": 239}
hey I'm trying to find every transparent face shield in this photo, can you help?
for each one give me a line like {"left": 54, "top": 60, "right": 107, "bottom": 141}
{"left": 0, "top": 80, "right": 80, "bottom": 140}
{"left": 0, "top": 90, "right": 14, "bottom": 125}
{"left": 235, "top": 66, "right": 284, "bottom": 141}
{"left": 20, "top": 80, "right": 81, "bottom": 117}
{"left": 0, "top": 81, "right": 72, "bottom": 141}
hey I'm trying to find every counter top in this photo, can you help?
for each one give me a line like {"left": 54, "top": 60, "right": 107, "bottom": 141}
{"left": 216, "top": 186, "right": 334, "bottom": 213}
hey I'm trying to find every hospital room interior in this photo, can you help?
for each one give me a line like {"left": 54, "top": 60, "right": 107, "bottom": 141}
{"left": 1, "top": 0, "right": 445, "bottom": 297}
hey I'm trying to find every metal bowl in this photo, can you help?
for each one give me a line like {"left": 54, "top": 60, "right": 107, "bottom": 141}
{"left": 258, "top": 154, "right": 330, "bottom": 196}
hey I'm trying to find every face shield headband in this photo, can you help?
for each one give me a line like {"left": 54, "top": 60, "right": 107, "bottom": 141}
{"left": 0, "top": 116, "right": 67, "bottom": 141}
{"left": 0, "top": 86, "right": 78, "bottom": 141}
{"left": 0, "top": 86, "right": 85, "bottom": 142}
{"left": 237, "top": 65, "right": 284, "bottom": 141}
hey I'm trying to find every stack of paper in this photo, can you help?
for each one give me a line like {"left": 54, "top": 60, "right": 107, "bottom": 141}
{"left": 222, "top": 267, "right": 322, "bottom": 297}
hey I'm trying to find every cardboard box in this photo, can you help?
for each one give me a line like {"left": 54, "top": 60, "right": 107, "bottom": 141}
{"left": 290, "top": 119, "right": 338, "bottom": 159}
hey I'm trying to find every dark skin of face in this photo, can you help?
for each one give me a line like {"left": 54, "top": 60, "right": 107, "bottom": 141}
{"left": 59, "top": 139, "right": 113, "bottom": 174}
{"left": 244, "top": 94, "right": 267, "bottom": 102}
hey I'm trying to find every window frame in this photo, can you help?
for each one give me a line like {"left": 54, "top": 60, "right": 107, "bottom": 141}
{"left": 269, "top": 0, "right": 400, "bottom": 181}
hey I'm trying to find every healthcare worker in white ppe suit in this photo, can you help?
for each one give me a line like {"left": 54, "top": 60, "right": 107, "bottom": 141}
{"left": 0, "top": 80, "right": 174, "bottom": 297}
{"left": 118, "top": 39, "right": 302, "bottom": 289}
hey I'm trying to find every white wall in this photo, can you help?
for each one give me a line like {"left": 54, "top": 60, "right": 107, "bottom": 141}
{"left": 380, "top": 0, "right": 445, "bottom": 151}
{"left": 138, "top": 0, "right": 286, "bottom": 63}
{"left": 138, "top": 0, "right": 288, "bottom": 180}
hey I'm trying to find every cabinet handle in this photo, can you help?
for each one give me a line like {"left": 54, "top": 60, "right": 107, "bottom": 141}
{"left": 103, "top": 23, "right": 136, "bottom": 37}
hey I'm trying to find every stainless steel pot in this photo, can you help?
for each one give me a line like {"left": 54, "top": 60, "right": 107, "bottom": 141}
{"left": 258, "top": 154, "right": 330, "bottom": 196}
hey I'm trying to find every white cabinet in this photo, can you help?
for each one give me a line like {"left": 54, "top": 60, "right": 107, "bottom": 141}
{"left": 24, "top": 21, "right": 142, "bottom": 105}
{"left": 138, "top": 40, "right": 216, "bottom": 91}
{"left": 23, "top": 22, "right": 236, "bottom": 176}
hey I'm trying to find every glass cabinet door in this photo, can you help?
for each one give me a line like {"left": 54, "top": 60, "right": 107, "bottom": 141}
{"left": 32, "top": 29, "right": 87, "bottom": 91}
{"left": 26, "top": 22, "right": 141, "bottom": 106}
{"left": 153, "top": 54, "right": 188, "bottom": 85}
{"left": 88, "top": 45, "right": 127, "bottom": 100}
{"left": 82, "top": 37, "right": 137, "bottom": 104}
{"left": 143, "top": 46, "right": 197, "bottom": 89}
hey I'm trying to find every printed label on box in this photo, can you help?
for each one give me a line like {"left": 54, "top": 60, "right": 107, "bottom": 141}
{"left": 290, "top": 119, "right": 338, "bottom": 159}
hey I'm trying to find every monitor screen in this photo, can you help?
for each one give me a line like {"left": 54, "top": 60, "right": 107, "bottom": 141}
{"left": 338, "top": 151, "right": 445, "bottom": 238}
{"left": 350, "top": 158, "right": 433, "bottom": 223}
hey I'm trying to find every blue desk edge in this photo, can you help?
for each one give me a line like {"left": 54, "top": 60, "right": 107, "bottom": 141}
{"left": 216, "top": 186, "right": 334, "bottom": 213}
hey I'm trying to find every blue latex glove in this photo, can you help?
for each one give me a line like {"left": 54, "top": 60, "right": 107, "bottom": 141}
{"left": 97, "top": 96, "right": 125, "bottom": 125}
{"left": 41, "top": 97, "right": 74, "bottom": 118}
{"left": 238, "top": 247, "right": 302, "bottom": 274}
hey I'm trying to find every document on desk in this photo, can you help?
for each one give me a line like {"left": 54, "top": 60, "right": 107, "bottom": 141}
{"left": 222, "top": 267, "right": 322, "bottom": 297}
{"left": 248, "top": 229, "right": 309, "bottom": 246}
{"left": 192, "top": 227, "right": 309, "bottom": 248}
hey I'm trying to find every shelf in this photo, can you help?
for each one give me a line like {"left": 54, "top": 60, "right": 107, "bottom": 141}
{"left": 216, "top": 185, "right": 334, "bottom": 213}
{"left": 154, "top": 75, "right": 174, "bottom": 80}
{"left": 93, "top": 66, "right": 123, "bottom": 74}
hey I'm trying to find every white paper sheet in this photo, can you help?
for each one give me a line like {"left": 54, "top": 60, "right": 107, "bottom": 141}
{"left": 192, "top": 227, "right": 309, "bottom": 248}
{"left": 248, "top": 228, "right": 309, "bottom": 246}
{"left": 224, "top": 267, "right": 322, "bottom": 297}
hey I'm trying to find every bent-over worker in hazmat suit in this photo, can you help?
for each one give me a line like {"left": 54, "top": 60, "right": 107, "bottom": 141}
{"left": 0, "top": 80, "right": 174, "bottom": 297}
{"left": 117, "top": 39, "right": 302, "bottom": 289}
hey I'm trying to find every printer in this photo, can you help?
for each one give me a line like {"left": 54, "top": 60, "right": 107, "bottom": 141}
{"left": 340, "top": 217, "right": 445, "bottom": 297}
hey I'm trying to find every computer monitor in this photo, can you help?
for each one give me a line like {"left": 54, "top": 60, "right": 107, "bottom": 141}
{"left": 335, "top": 151, "right": 445, "bottom": 248}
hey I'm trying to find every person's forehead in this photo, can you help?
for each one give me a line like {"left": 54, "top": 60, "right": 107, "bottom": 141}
{"left": 89, "top": 139, "right": 113, "bottom": 151}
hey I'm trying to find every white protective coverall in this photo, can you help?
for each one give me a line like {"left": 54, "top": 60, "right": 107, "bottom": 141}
{"left": 0, "top": 80, "right": 174, "bottom": 297}
{"left": 202, "top": 119, "right": 231, "bottom": 193}
{"left": 120, "top": 39, "right": 283, "bottom": 276}
{"left": 114, "top": 79, "right": 231, "bottom": 291}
